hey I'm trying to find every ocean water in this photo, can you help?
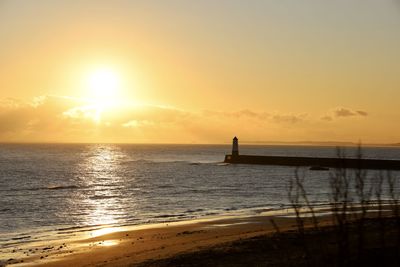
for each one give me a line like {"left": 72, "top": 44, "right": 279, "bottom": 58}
{"left": 0, "top": 144, "right": 399, "bottom": 249}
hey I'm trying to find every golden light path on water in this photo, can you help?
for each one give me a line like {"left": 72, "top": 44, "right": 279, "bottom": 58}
{"left": 78, "top": 145, "right": 129, "bottom": 242}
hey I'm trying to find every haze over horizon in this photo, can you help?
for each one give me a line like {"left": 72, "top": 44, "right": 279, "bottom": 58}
{"left": 1, "top": 0, "right": 399, "bottom": 144}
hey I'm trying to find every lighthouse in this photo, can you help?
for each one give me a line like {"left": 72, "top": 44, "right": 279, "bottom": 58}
{"left": 232, "top": 136, "right": 239, "bottom": 157}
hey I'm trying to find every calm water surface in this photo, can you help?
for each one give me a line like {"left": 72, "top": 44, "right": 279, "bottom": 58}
{"left": 0, "top": 144, "right": 399, "bottom": 249}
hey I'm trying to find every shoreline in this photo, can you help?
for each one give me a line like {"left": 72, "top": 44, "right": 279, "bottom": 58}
{"left": 2, "top": 204, "right": 398, "bottom": 266}
{"left": 0, "top": 205, "right": 293, "bottom": 249}
{"left": 1, "top": 207, "right": 319, "bottom": 266}
{"left": 0, "top": 200, "right": 390, "bottom": 250}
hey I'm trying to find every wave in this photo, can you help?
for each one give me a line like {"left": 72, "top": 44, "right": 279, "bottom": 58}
{"left": 0, "top": 208, "right": 11, "bottom": 213}
{"left": 224, "top": 207, "right": 238, "bottom": 211}
{"left": 0, "top": 184, "right": 82, "bottom": 192}
{"left": 46, "top": 185, "right": 79, "bottom": 190}
{"left": 153, "top": 214, "right": 187, "bottom": 219}
{"left": 89, "top": 195, "right": 117, "bottom": 200}
{"left": 121, "top": 158, "right": 220, "bottom": 165}
{"left": 189, "top": 161, "right": 221, "bottom": 165}
{"left": 57, "top": 225, "right": 94, "bottom": 232}
{"left": 158, "top": 185, "right": 175, "bottom": 189}
{"left": 184, "top": 208, "right": 204, "bottom": 213}
{"left": 122, "top": 159, "right": 153, "bottom": 164}
{"left": 11, "top": 235, "right": 31, "bottom": 241}
{"left": 56, "top": 224, "right": 118, "bottom": 233}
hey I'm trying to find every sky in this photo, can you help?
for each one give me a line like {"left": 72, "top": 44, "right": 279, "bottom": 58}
{"left": 0, "top": 0, "right": 399, "bottom": 144}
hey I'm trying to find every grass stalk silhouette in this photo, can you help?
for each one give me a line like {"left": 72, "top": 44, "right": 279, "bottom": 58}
{"left": 375, "top": 171, "right": 385, "bottom": 249}
{"left": 353, "top": 145, "right": 372, "bottom": 261}
{"left": 282, "top": 146, "right": 400, "bottom": 266}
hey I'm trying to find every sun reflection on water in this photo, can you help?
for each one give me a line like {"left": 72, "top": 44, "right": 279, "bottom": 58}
{"left": 91, "top": 227, "right": 121, "bottom": 238}
{"left": 80, "top": 145, "right": 127, "bottom": 227}
{"left": 100, "top": 240, "right": 119, "bottom": 246}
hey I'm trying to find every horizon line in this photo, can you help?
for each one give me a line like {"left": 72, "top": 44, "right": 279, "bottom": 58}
{"left": 0, "top": 140, "right": 399, "bottom": 147}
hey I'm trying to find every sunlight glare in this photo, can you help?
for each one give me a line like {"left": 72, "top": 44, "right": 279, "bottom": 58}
{"left": 84, "top": 68, "right": 122, "bottom": 122}
{"left": 87, "top": 68, "right": 119, "bottom": 100}
{"left": 91, "top": 227, "right": 121, "bottom": 238}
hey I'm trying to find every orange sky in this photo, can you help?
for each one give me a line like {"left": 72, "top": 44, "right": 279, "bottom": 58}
{"left": 0, "top": 1, "right": 400, "bottom": 144}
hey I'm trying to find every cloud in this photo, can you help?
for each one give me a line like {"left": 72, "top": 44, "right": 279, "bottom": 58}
{"left": 203, "top": 109, "right": 270, "bottom": 120}
{"left": 203, "top": 109, "right": 306, "bottom": 124}
{"left": 320, "top": 107, "right": 369, "bottom": 122}
{"left": 356, "top": 110, "right": 368, "bottom": 116}
{"left": 0, "top": 95, "right": 374, "bottom": 143}
{"left": 0, "top": 96, "right": 200, "bottom": 142}
{"left": 320, "top": 115, "right": 333, "bottom": 121}
{"left": 0, "top": 96, "right": 94, "bottom": 138}
{"left": 272, "top": 113, "right": 307, "bottom": 124}
{"left": 334, "top": 107, "right": 368, "bottom": 117}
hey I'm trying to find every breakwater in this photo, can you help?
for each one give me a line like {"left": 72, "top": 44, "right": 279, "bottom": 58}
{"left": 224, "top": 154, "right": 400, "bottom": 170}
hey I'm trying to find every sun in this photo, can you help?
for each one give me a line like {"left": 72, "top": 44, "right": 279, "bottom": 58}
{"left": 83, "top": 68, "right": 122, "bottom": 123}
{"left": 87, "top": 68, "right": 119, "bottom": 100}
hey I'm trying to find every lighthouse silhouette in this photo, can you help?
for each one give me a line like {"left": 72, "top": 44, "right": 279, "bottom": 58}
{"left": 232, "top": 136, "right": 239, "bottom": 157}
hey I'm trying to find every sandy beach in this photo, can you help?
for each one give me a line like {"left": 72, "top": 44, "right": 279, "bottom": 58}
{"left": 3, "top": 205, "right": 400, "bottom": 267}
{"left": 1, "top": 209, "right": 314, "bottom": 266}
{"left": 3, "top": 204, "right": 358, "bottom": 267}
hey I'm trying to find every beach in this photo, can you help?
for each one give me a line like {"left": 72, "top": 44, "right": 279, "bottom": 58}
{"left": 1, "top": 209, "right": 319, "bottom": 266}
{"left": 3, "top": 206, "right": 400, "bottom": 267}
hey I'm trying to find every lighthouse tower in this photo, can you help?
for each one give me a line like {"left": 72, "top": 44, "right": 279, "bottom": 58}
{"left": 232, "top": 136, "right": 239, "bottom": 157}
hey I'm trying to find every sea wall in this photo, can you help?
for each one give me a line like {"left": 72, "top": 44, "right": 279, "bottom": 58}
{"left": 224, "top": 155, "right": 400, "bottom": 170}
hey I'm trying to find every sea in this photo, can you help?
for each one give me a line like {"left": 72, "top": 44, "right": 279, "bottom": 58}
{"left": 1, "top": 144, "right": 399, "bottom": 251}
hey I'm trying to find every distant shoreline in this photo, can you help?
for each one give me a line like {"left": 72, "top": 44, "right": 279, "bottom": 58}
{"left": 238, "top": 141, "right": 400, "bottom": 147}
